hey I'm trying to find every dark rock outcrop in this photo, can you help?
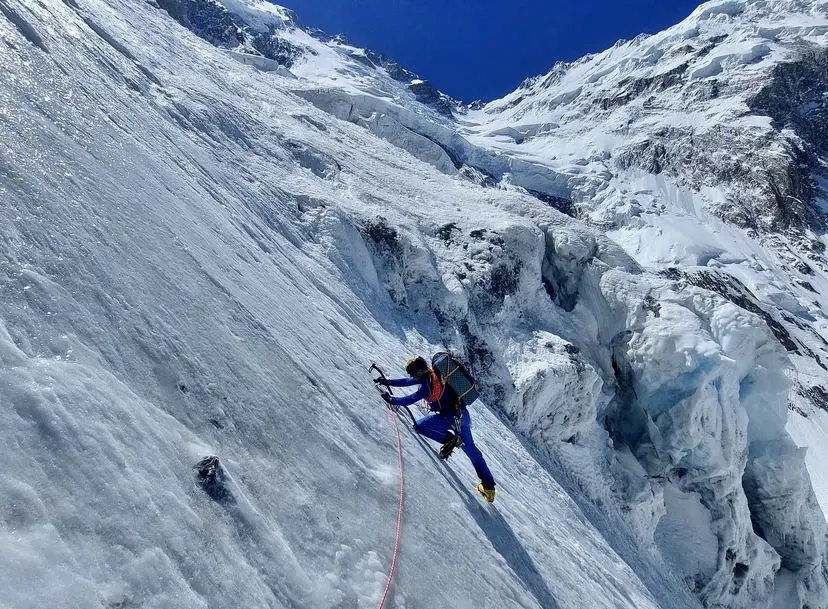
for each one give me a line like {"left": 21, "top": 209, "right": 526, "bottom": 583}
{"left": 194, "top": 456, "right": 234, "bottom": 504}
{"left": 154, "top": 0, "right": 305, "bottom": 66}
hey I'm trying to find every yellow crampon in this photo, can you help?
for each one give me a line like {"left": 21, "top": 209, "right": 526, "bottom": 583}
{"left": 477, "top": 483, "right": 496, "bottom": 503}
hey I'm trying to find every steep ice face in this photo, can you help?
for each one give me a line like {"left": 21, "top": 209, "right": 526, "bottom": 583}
{"left": 2, "top": 0, "right": 828, "bottom": 608}
{"left": 352, "top": 196, "right": 828, "bottom": 607}
{"left": 0, "top": 1, "right": 697, "bottom": 608}
{"left": 269, "top": 0, "right": 828, "bottom": 606}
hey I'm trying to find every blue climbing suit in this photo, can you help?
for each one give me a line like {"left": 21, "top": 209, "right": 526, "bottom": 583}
{"left": 385, "top": 375, "right": 496, "bottom": 489}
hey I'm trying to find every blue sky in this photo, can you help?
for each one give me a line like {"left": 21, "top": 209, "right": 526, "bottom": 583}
{"left": 278, "top": 0, "right": 705, "bottom": 102}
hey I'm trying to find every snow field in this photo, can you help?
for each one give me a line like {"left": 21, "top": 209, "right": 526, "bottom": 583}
{"left": 3, "top": 0, "right": 828, "bottom": 607}
{"left": 286, "top": 0, "right": 828, "bottom": 605}
{"left": 0, "top": 0, "right": 705, "bottom": 607}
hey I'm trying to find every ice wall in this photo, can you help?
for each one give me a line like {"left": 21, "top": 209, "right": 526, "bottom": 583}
{"left": 348, "top": 203, "right": 828, "bottom": 608}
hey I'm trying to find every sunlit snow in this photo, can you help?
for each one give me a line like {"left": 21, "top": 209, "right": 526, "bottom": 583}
{"left": 1, "top": 0, "right": 827, "bottom": 608}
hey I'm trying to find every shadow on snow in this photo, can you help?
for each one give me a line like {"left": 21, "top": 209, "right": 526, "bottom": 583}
{"left": 405, "top": 425, "right": 561, "bottom": 609}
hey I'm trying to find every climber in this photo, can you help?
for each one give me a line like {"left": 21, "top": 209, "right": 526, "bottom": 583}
{"left": 376, "top": 353, "right": 497, "bottom": 502}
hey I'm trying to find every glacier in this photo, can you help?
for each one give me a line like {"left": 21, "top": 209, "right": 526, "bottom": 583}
{"left": 1, "top": 0, "right": 828, "bottom": 608}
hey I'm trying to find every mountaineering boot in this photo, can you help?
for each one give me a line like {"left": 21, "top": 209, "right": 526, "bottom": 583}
{"left": 438, "top": 432, "right": 462, "bottom": 460}
{"left": 477, "top": 483, "right": 496, "bottom": 503}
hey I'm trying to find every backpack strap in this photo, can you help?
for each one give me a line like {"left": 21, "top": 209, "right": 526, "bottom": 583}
{"left": 425, "top": 369, "right": 444, "bottom": 403}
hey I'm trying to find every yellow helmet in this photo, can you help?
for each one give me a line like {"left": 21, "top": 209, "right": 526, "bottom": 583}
{"left": 405, "top": 355, "right": 429, "bottom": 378}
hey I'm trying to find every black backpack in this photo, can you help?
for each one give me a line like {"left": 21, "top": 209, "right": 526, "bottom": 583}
{"left": 431, "top": 352, "right": 479, "bottom": 407}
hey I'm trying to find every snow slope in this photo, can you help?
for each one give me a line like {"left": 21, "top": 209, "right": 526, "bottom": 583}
{"left": 1, "top": 0, "right": 827, "bottom": 608}
{"left": 0, "top": 1, "right": 694, "bottom": 608}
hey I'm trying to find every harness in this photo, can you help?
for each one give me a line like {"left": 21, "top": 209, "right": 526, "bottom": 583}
{"left": 424, "top": 369, "right": 463, "bottom": 437}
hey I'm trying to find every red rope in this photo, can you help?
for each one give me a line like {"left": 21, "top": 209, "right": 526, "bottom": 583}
{"left": 377, "top": 407, "right": 405, "bottom": 609}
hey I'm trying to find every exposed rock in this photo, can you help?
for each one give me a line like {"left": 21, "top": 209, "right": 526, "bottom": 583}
{"left": 194, "top": 456, "right": 234, "bottom": 504}
{"left": 682, "top": 270, "right": 799, "bottom": 353}
{"left": 155, "top": 0, "right": 305, "bottom": 66}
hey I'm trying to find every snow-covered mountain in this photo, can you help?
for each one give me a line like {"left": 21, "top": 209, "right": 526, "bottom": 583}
{"left": 1, "top": 0, "right": 828, "bottom": 608}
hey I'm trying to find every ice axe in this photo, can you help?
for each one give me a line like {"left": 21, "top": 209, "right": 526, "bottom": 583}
{"left": 369, "top": 362, "right": 416, "bottom": 425}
